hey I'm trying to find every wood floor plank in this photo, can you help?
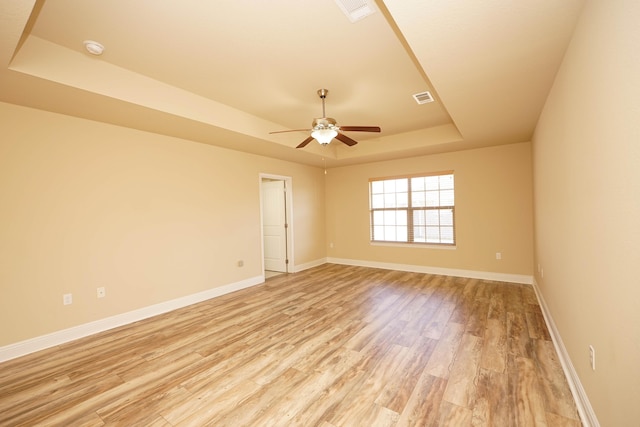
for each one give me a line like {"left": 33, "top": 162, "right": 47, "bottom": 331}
{"left": 526, "top": 306, "right": 553, "bottom": 341}
{"left": 421, "top": 300, "right": 456, "bottom": 340}
{"left": 522, "top": 284, "right": 540, "bottom": 306}
{"left": 289, "top": 355, "right": 370, "bottom": 426}
{"left": 328, "top": 344, "right": 410, "bottom": 425}
{"left": 449, "top": 278, "right": 481, "bottom": 325}
{"left": 534, "top": 339, "right": 582, "bottom": 421}
{"left": 438, "top": 401, "right": 474, "bottom": 425}
{"left": 507, "top": 311, "right": 535, "bottom": 359}
{"left": 442, "top": 333, "right": 483, "bottom": 408}
{"left": 509, "top": 355, "right": 549, "bottom": 426}
{"left": 471, "top": 368, "right": 510, "bottom": 426}
{"left": 546, "top": 411, "right": 583, "bottom": 427}
{"left": 395, "top": 373, "right": 447, "bottom": 427}
{"left": 423, "top": 321, "right": 466, "bottom": 379}
{"left": 479, "top": 318, "right": 507, "bottom": 373}
{"left": 375, "top": 336, "right": 438, "bottom": 413}
{"left": 465, "top": 298, "right": 490, "bottom": 338}
{"left": 0, "top": 264, "right": 579, "bottom": 426}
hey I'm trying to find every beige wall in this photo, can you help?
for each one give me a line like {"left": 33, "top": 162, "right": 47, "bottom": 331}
{"left": 533, "top": 0, "right": 640, "bottom": 425}
{"left": 326, "top": 142, "right": 534, "bottom": 277}
{"left": 0, "top": 102, "right": 326, "bottom": 346}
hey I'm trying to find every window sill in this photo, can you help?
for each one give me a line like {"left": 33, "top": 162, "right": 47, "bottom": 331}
{"left": 370, "top": 241, "right": 457, "bottom": 250}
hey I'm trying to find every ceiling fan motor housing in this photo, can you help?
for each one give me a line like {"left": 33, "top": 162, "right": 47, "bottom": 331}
{"left": 312, "top": 117, "right": 338, "bottom": 130}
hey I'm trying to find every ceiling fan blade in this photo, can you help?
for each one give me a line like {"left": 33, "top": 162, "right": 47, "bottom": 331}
{"left": 339, "top": 126, "right": 381, "bottom": 133}
{"left": 335, "top": 132, "right": 358, "bottom": 146}
{"left": 296, "top": 136, "right": 314, "bottom": 148}
{"left": 269, "top": 129, "right": 311, "bottom": 134}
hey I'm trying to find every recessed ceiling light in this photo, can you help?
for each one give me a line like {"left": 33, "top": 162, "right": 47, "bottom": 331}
{"left": 83, "top": 40, "right": 104, "bottom": 56}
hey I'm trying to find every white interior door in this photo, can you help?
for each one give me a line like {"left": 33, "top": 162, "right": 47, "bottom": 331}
{"left": 262, "top": 179, "right": 287, "bottom": 272}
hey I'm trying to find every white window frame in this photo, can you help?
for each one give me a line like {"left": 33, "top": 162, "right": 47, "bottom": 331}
{"left": 369, "top": 171, "right": 455, "bottom": 245}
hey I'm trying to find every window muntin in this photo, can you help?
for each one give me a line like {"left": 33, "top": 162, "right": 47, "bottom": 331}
{"left": 370, "top": 172, "right": 455, "bottom": 245}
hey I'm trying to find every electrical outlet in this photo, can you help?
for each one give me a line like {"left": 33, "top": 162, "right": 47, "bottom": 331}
{"left": 589, "top": 345, "right": 596, "bottom": 370}
{"left": 63, "top": 293, "right": 73, "bottom": 305}
{"left": 97, "top": 287, "right": 106, "bottom": 298}
{"left": 237, "top": 260, "right": 244, "bottom": 267}
{"left": 496, "top": 252, "right": 502, "bottom": 260}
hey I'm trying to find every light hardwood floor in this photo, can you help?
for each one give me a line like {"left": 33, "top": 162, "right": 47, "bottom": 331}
{"left": 0, "top": 264, "right": 581, "bottom": 426}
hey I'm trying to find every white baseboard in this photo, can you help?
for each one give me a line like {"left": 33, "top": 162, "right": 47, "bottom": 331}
{"left": 327, "top": 257, "right": 533, "bottom": 285}
{"left": 532, "top": 279, "right": 600, "bottom": 427}
{"left": 0, "top": 275, "right": 264, "bottom": 363}
{"left": 292, "top": 257, "right": 328, "bottom": 273}
{"left": 0, "top": 259, "right": 533, "bottom": 363}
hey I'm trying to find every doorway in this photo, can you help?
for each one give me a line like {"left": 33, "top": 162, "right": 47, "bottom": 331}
{"left": 260, "top": 174, "right": 293, "bottom": 278}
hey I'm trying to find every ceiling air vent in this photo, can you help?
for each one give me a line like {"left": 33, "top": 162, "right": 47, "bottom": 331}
{"left": 413, "top": 91, "right": 434, "bottom": 105}
{"left": 334, "top": 0, "right": 376, "bottom": 22}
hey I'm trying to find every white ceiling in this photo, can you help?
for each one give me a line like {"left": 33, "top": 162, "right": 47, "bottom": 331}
{"left": 0, "top": 0, "right": 584, "bottom": 167}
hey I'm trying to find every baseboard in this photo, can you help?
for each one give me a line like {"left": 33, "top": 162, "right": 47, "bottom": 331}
{"left": 292, "top": 257, "right": 328, "bottom": 273}
{"left": 532, "top": 279, "right": 600, "bottom": 427}
{"left": 327, "top": 257, "right": 533, "bottom": 285}
{"left": 0, "top": 275, "right": 264, "bottom": 363}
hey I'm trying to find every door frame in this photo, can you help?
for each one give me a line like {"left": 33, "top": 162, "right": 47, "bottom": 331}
{"left": 259, "top": 173, "right": 294, "bottom": 275}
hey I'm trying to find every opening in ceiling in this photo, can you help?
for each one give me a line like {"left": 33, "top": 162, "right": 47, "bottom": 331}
{"left": 334, "top": 0, "right": 376, "bottom": 22}
{"left": 413, "top": 91, "right": 434, "bottom": 105}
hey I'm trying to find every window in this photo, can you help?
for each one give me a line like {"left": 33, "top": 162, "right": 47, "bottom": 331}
{"left": 369, "top": 172, "right": 455, "bottom": 245}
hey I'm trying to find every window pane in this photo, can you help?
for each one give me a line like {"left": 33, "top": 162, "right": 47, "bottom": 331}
{"left": 425, "top": 191, "right": 439, "bottom": 207}
{"left": 426, "top": 226, "right": 440, "bottom": 242}
{"left": 426, "top": 210, "right": 439, "bottom": 225}
{"left": 384, "top": 210, "right": 397, "bottom": 225}
{"left": 413, "top": 210, "right": 425, "bottom": 226}
{"left": 441, "top": 189, "right": 454, "bottom": 206}
{"left": 373, "top": 210, "right": 384, "bottom": 224}
{"left": 412, "top": 192, "right": 425, "bottom": 207}
{"left": 397, "top": 192, "right": 408, "bottom": 207}
{"left": 371, "top": 194, "right": 384, "bottom": 209}
{"left": 440, "top": 209, "right": 453, "bottom": 226}
{"left": 397, "top": 226, "right": 408, "bottom": 241}
{"left": 384, "top": 225, "right": 396, "bottom": 241}
{"left": 397, "top": 210, "right": 407, "bottom": 226}
{"left": 411, "top": 177, "right": 424, "bottom": 191}
{"left": 441, "top": 227, "right": 454, "bottom": 243}
{"left": 425, "top": 176, "right": 439, "bottom": 190}
{"left": 440, "top": 174, "right": 454, "bottom": 190}
{"left": 383, "top": 180, "right": 396, "bottom": 193}
{"left": 373, "top": 225, "right": 384, "bottom": 240}
{"left": 384, "top": 193, "right": 396, "bottom": 208}
{"left": 396, "top": 178, "right": 408, "bottom": 192}
{"left": 371, "top": 181, "right": 384, "bottom": 194}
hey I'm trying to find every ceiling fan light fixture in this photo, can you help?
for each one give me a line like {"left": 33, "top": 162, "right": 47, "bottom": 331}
{"left": 270, "top": 89, "right": 380, "bottom": 149}
{"left": 311, "top": 128, "right": 338, "bottom": 145}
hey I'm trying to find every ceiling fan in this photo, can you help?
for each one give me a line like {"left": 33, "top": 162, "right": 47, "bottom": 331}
{"left": 270, "top": 89, "right": 381, "bottom": 148}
